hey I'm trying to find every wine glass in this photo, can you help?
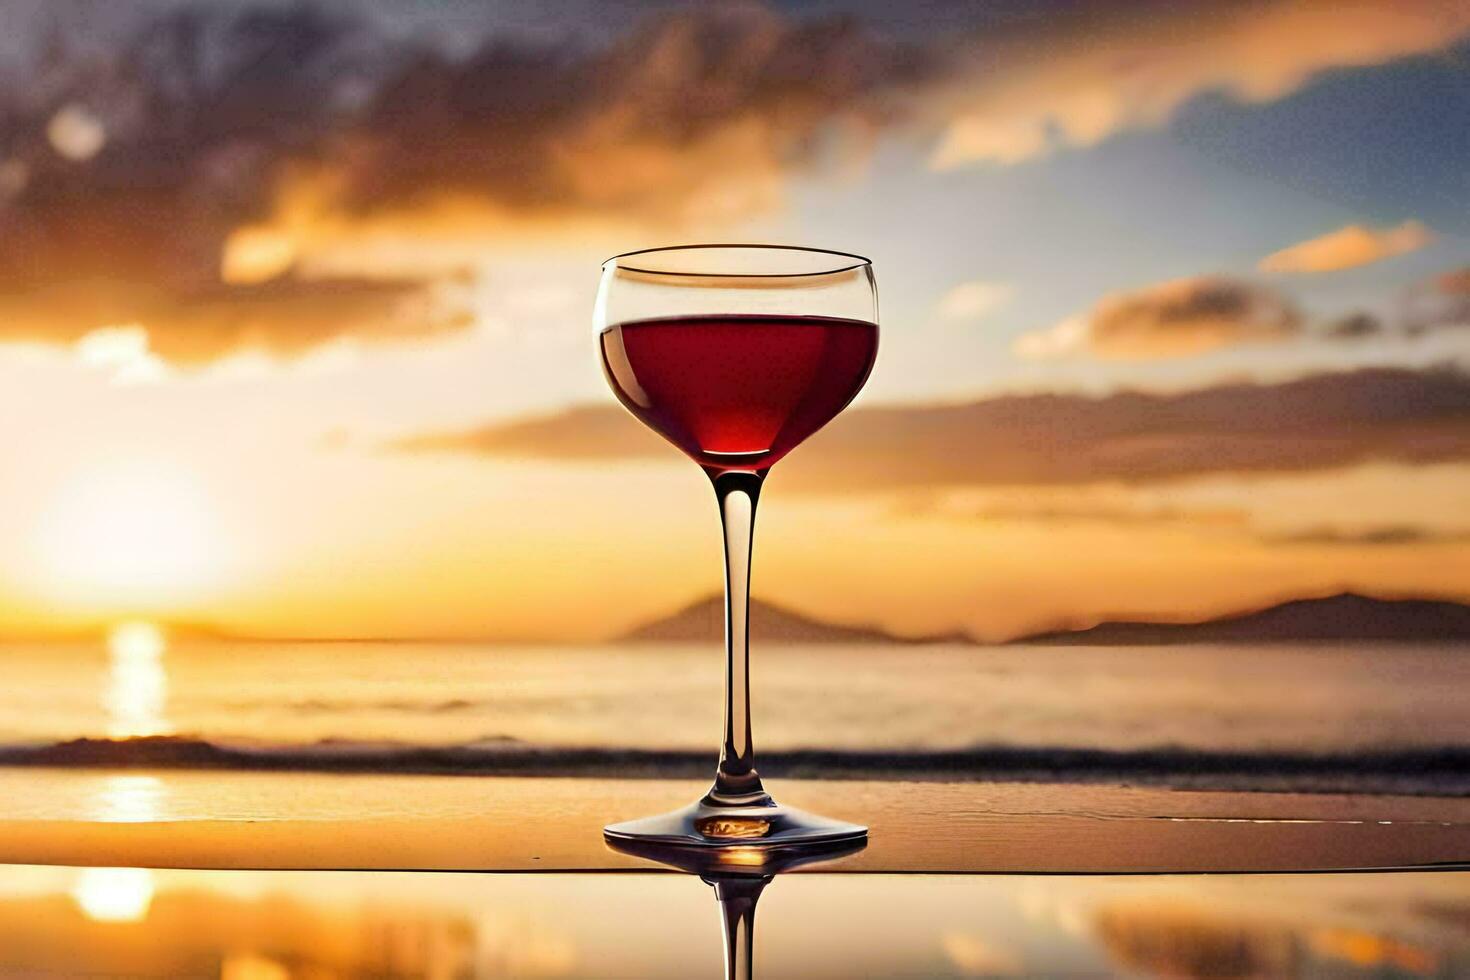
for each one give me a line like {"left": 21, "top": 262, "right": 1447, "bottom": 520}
{"left": 597, "top": 244, "right": 878, "bottom": 851}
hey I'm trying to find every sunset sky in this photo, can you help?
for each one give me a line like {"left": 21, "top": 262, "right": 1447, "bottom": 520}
{"left": 0, "top": 0, "right": 1466, "bottom": 641}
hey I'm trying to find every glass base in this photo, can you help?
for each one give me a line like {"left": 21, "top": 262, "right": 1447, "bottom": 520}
{"left": 604, "top": 796, "right": 867, "bottom": 853}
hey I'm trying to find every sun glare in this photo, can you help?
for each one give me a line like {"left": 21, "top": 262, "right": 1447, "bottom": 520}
{"left": 33, "top": 460, "right": 222, "bottom": 610}
{"left": 105, "top": 623, "right": 172, "bottom": 738}
{"left": 71, "top": 867, "right": 155, "bottom": 923}
{"left": 74, "top": 325, "right": 169, "bottom": 385}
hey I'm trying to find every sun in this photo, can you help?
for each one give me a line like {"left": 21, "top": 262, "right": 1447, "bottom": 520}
{"left": 31, "top": 459, "right": 223, "bottom": 611}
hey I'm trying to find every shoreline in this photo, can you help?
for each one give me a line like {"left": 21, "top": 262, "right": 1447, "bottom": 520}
{"left": 2, "top": 736, "right": 1468, "bottom": 796}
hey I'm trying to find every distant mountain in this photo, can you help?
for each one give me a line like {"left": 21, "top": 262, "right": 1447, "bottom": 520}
{"left": 1013, "top": 593, "right": 1470, "bottom": 645}
{"left": 619, "top": 594, "right": 968, "bottom": 645}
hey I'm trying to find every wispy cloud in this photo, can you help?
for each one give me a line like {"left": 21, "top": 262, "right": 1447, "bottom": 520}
{"left": 1016, "top": 260, "right": 1470, "bottom": 356}
{"left": 1406, "top": 265, "right": 1470, "bottom": 336}
{"left": 1322, "top": 312, "right": 1388, "bottom": 340}
{"left": 1014, "top": 277, "right": 1300, "bottom": 360}
{"left": 930, "top": 1, "right": 1470, "bottom": 168}
{"left": 938, "top": 281, "right": 1014, "bottom": 321}
{"left": 908, "top": 496, "right": 1470, "bottom": 549}
{"left": 391, "top": 404, "right": 665, "bottom": 460}
{"left": 1262, "top": 525, "right": 1470, "bottom": 547}
{"left": 938, "top": 501, "right": 1249, "bottom": 530}
{"left": 1259, "top": 220, "right": 1435, "bottom": 274}
{"left": 390, "top": 365, "right": 1470, "bottom": 490}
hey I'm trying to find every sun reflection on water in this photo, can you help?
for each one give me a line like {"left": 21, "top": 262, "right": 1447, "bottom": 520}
{"left": 104, "top": 622, "right": 172, "bottom": 738}
{"left": 87, "top": 774, "right": 166, "bottom": 823}
{"left": 70, "top": 867, "right": 155, "bottom": 923}
{"left": 219, "top": 953, "right": 292, "bottom": 980}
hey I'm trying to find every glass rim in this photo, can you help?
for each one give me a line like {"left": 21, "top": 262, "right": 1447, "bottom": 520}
{"left": 603, "top": 243, "right": 872, "bottom": 279}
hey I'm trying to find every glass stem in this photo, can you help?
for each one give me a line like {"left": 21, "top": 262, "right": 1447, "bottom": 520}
{"left": 713, "top": 877, "right": 765, "bottom": 980}
{"left": 705, "top": 469, "right": 769, "bottom": 806}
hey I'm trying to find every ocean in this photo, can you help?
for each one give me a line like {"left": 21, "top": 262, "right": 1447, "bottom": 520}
{"left": 0, "top": 638, "right": 1466, "bottom": 792}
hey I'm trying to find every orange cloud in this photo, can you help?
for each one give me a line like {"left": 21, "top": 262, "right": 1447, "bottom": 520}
{"left": 1014, "top": 277, "right": 1300, "bottom": 359}
{"left": 0, "top": 272, "right": 469, "bottom": 367}
{"left": 389, "top": 366, "right": 1470, "bottom": 490}
{"left": 1260, "top": 220, "right": 1435, "bottom": 274}
{"left": 931, "top": 1, "right": 1470, "bottom": 168}
{"left": 0, "top": 5, "right": 915, "bottom": 364}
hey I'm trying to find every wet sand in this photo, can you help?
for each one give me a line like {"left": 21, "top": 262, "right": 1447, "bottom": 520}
{"left": 0, "top": 769, "right": 1466, "bottom": 872}
{"left": 1, "top": 770, "right": 1467, "bottom": 976}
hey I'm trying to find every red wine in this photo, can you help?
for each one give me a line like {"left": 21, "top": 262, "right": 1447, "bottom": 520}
{"left": 601, "top": 314, "right": 878, "bottom": 472}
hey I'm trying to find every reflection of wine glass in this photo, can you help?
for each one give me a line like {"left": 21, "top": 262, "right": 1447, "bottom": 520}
{"left": 597, "top": 245, "right": 877, "bottom": 851}
{"left": 607, "top": 834, "right": 867, "bottom": 980}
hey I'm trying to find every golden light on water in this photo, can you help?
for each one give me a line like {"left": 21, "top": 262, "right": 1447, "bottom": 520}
{"left": 70, "top": 867, "right": 155, "bottom": 923}
{"left": 88, "top": 774, "right": 166, "bottom": 823}
{"left": 220, "top": 953, "right": 292, "bottom": 980}
{"left": 104, "top": 623, "right": 172, "bottom": 738}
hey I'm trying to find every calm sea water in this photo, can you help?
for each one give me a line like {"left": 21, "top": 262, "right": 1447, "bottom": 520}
{"left": 0, "top": 640, "right": 1465, "bottom": 755}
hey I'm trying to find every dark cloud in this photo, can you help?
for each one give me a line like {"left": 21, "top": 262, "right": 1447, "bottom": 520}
{"left": 1014, "top": 277, "right": 1301, "bottom": 359}
{"left": 0, "top": 5, "right": 459, "bottom": 362}
{"left": 0, "top": 3, "right": 925, "bottom": 363}
{"left": 0, "top": 2, "right": 917, "bottom": 243}
{"left": 1405, "top": 265, "right": 1470, "bottom": 336}
{"left": 1, "top": 2, "right": 1466, "bottom": 364}
{"left": 334, "top": 5, "right": 922, "bottom": 222}
{"left": 1302, "top": 265, "right": 1470, "bottom": 344}
{"left": 1314, "top": 265, "right": 1470, "bottom": 345}
{"left": 0, "top": 5, "right": 391, "bottom": 292}
{"left": 389, "top": 365, "right": 1470, "bottom": 490}
{"left": 1019, "top": 261, "right": 1470, "bottom": 356}
{"left": 1322, "top": 312, "right": 1386, "bottom": 341}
